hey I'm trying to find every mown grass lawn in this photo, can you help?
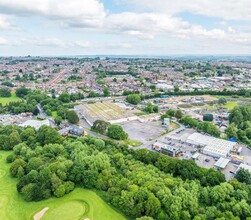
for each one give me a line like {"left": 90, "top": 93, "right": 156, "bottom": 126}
{"left": 0, "top": 92, "right": 21, "bottom": 106}
{"left": 0, "top": 151, "right": 128, "bottom": 220}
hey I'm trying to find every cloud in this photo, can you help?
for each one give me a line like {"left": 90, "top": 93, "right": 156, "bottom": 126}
{"left": 0, "top": 37, "right": 10, "bottom": 45}
{"left": 0, "top": 0, "right": 250, "bottom": 54}
{"left": 0, "top": 15, "right": 13, "bottom": 29}
{"left": 105, "top": 12, "right": 228, "bottom": 40}
{"left": 118, "top": 0, "right": 251, "bottom": 21}
{"left": 0, "top": 0, "right": 106, "bottom": 28}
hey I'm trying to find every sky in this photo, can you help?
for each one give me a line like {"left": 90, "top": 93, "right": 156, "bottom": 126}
{"left": 0, "top": 0, "right": 251, "bottom": 56}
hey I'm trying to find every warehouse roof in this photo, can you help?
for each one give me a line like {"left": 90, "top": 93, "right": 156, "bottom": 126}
{"left": 187, "top": 132, "right": 236, "bottom": 158}
{"left": 214, "top": 157, "right": 230, "bottom": 169}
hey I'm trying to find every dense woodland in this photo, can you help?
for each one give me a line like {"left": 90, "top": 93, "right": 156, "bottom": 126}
{"left": 0, "top": 124, "right": 250, "bottom": 220}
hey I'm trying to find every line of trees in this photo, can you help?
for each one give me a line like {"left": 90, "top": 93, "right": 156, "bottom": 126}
{"left": 180, "top": 115, "right": 220, "bottom": 137}
{"left": 143, "top": 88, "right": 251, "bottom": 100}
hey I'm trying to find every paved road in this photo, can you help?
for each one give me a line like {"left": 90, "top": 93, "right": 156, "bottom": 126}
{"left": 37, "top": 104, "right": 56, "bottom": 127}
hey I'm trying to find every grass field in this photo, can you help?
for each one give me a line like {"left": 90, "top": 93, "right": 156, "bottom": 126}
{"left": 223, "top": 102, "right": 237, "bottom": 110}
{"left": 0, "top": 92, "right": 21, "bottom": 106}
{"left": 0, "top": 151, "right": 128, "bottom": 220}
{"left": 124, "top": 139, "right": 142, "bottom": 147}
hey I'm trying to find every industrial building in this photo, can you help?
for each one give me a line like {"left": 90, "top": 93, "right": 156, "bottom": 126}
{"left": 152, "top": 141, "right": 182, "bottom": 157}
{"left": 214, "top": 157, "right": 230, "bottom": 169}
{"left": 187, "top": 132, "right": 236, "bottom": 158}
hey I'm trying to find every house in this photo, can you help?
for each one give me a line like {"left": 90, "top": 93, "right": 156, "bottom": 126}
{"left": 68, "top": 125, "right": 87, "bottom": 136}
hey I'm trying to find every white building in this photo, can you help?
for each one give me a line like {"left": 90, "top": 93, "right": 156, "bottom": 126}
{"left": 187, "top": 132, "right": 236, "bottom": 158}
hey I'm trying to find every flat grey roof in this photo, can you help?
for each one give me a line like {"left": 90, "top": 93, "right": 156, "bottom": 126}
{"left": 214, "top": 157, "right": 230, "bottom": 169}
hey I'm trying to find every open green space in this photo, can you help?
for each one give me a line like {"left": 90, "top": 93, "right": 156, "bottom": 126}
{"left": 0, "top": 151, "right": 128, "bottom": 220}
{"left": 124, "top": 139, "right": 142, "bottom": 147}
{"left": 223, "top": 102, "right": 238, "bottom": 110}
{"left": 0, "top": 92, "right": 21, "bottom": 106}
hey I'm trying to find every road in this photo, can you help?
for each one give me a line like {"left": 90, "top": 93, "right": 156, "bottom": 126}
{"left": 37, "top": 104, "right": 56, "bottom": 127}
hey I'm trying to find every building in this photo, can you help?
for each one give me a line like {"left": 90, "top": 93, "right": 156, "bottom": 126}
{"left": 68, "top": 125, "right": 87, "bottom": 136}
{"left": 214, "top": 157, "right": 230, "bottom": 169}
{"left": 152, "top": 141, "right": 182, "bottom": 157}
{"left": 187, "top": 132, "right": 236, "bottom": 158}
{"left": 192, "top": 152, "right": 200, "bottom": 160}
{"left": 163, "top": 118, "right": 170, "bottom": 125}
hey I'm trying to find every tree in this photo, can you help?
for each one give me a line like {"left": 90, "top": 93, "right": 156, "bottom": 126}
{"left": 55, "top": 116, "right": 63, "bottom": 125}
{"left": 166, "top": 109, "right": 176, "bottom": 117}
{"left": 235, "top": 168, "right": 251, "bottom": 184}
{"left": 197, "top": 122, "right": 220, "bottom": 137}
{"left": 36, "top": 125, "right": 63, "bottom": 146}
{"left": 15, "top": 87, "right": 29, "bottom": 98}
{"left": 174, "top": 85, "right": 180, "bottom": 93}
{"left": 108, "top": 125, "right": 128, "bottom": 140}
{"left": 20, "top": 127, "right": 36, "bottom": 142}
{"left": 45, "top": 109, "right": 52, "bottom": 116}
{"left": 175, "top": 110, "right": 183, "bottom": 119}
{"left": 143, "top": 102, "right": 159, "bottom": 113}
{"left": 9, "top": 131, "right": 22, "bottom": 149}
{"left": 58, "top": 92, "right": 70, "bottom": 103}
{"left": 91, "top": 120, "right": 111, "bottom": 135}
{"left": 94, "top": 139, "right": 105, "bottom": 150}
{"left": 88, "top": 91, "right": 98, "bottom": 98}
{"left": 218, "top": 97, "right": 227, "bottom": 105}
{"left": 10, "top": 159, "right": 27, "bottom": 177}
{"left": 54, "top": 184, "right": 66, "bottom": 197}
{"left": 0, "top": 88, "right": 11, "bottom": 97}
{"left": 67, "top": 110, "right": 79, "bottom": 124}
{"left": 225, "top": 124, "right": 238, "bottom": 140}
{"left": 126, "top": 94, "right": 141, "bottom": 105}
{"left": 103, "top": 87, "right": 110, "bottom": 97}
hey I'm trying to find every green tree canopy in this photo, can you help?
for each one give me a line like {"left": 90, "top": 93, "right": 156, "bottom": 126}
{"left": 126, "top": 94, "right": 141, "bottom": 105}
{"left": 67, "top": 110, "right": 79, "bottom": 124}
{"left": 107, "top": 125, "right": 128, "bottom": 140}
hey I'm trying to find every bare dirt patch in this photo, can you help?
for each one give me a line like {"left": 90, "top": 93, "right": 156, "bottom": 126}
{"left": 34, "top": 207, "right": 49, "bottom": 220}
